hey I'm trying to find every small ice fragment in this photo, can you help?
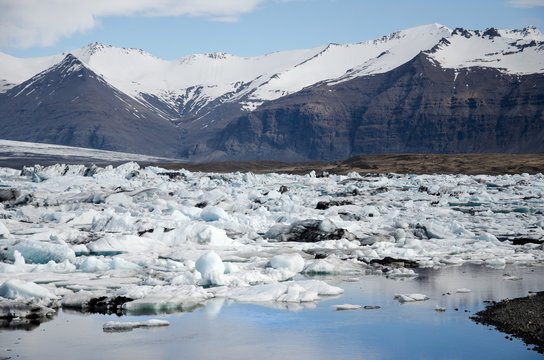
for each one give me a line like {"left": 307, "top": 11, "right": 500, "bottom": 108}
{"left": 334, "top": 304, "right": 361, "bottom": 311}
{"left": 195, "top": 251, "right": 225, "bottom": 286}
{"left": 477, "top": 232, "right": 500, "bottom": 244}
{"left": 79, "top": 256, "right": 109, "bottom": 272}
{"left": 103, "top": 319, "right": 169, "bottom": 332}
{"left": 386, "top": 268, "right": 418, "bottom": 278}
{"left": 201, "top": 206, "right": 229, "bottom": 222}
{"left": 111, "top": 257, "right": 139, "bottom": 270}
{"left": 0, "top": 222, "right": 10, "bottom": 238}
{"left": 394, "top": 293, "right": 429, "bottom": 303}
{"left": 319, "top": 219, "right": 337, "bottom": 233}
{"left": 435, "top": 305, "right": 446, "bottom": 312}
{"left": 503, "top": 275, "right": 522, "bottom": 281}
{"left": 277, "top": 284, "right": 318, "bottom": 302}
{"left": 363, "top": 305, "right": 381, "bottom": 310}
{"left": 270, "top": 253, "right": 305, "bottom": 273}
{"left": 189, "top": 224, "right": 232, "bottom": 246}
{"left": 485, "top": 258, "right": 506, "bottom": 268}
{"left": 455, "top": 288, "right": 471, "bottom": 294}
{"left": 393, "top": 228, "right": 406, "bottom": 243}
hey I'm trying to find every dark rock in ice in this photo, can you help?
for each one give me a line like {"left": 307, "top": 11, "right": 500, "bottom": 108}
{"left": 83, "top": 165, "right": 99, "bottom": 177}
{"left": 266, "top": 219, "right": 356, "bottom": 243}
{"left": 369, "top": 256, "right": 419, "bottom": 268}
{"left": 496, "top": 236, "right": 543, "bottom": 246}
{"left": 338, "top": 212, "right": 362, "bottom": 221}
{"left": 412, "top": 224, "right": 430, "bottom": 240}
{"left": 336, "top": 188, "right": 361, "bottom": 197}
{"left": 371, "top": 186, "right": 389, "bottom": 195}
{"left": 279, "top": 185, "right": 289, "bottom": 194}
{"left": 138, "top": 227, "right": 174, "bottom": 237}
{"left": 195, "top": 201, "right": 208, "bottom": 208}
{"left": 0, "top": 191, "right": 34, "bottom": 208}
{"left": 315, "top": 171, "right": 330, "bottom": 178}
{"left": 138, "top": 228, "right": 155, "bottom": 236}
{"left": 0, "top": 189, "right": 20, "bottom": 203}
{"left": 316, "top": 200, "right": 353, "bottom": 210}
{"left": 126, "top": 170, "right": 140, "bottom": 179}
{"left": 157, "top": 171, "right": 187, "bottom": 181}
{"left": 15, "top": 194, "right": 33, "bottom": 206}
{"left": 471, "top": 292, "right": 544, "bottom": 354}
{"left": 64, "top": 296, "right": 134, "bottom": 315}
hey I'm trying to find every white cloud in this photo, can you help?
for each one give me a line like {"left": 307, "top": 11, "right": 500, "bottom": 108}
{"left": 0, "top": 0, "right": 264, "bottom": 48}
{"left": 509, "top": 0, "right": 544, "bottom": 7}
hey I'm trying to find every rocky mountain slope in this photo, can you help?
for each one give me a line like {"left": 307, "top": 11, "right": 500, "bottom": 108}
{"left": 211, "top": 53, "right": 544, "bottom": 160}
{"left": 0, "top": 55, "right": 182, "bottom": 157}
{"left": 0, "top": 24, "right": 542, "bottom": 160}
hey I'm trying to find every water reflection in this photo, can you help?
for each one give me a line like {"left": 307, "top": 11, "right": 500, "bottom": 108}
{"left": 1, "top": 264, "right": 542, "bottom": 360}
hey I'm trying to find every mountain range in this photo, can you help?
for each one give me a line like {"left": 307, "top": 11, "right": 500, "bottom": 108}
{"left": 0, "top": 23, "right": 543, "bottom": 160}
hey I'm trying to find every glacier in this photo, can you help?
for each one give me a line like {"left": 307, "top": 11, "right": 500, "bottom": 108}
{"left": 0, "top": 162, "right": 542, "bottom": 318}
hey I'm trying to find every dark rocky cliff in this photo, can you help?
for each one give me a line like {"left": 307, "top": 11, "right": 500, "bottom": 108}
{"left": 210, "top": 53, "right": 544, "bottom": 161}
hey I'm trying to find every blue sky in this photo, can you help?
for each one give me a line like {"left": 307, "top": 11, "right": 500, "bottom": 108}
{"left": 1, "top": 0, "right": 543, "bottom": 59}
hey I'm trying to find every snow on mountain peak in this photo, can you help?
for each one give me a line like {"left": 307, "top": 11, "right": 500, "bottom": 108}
{"left": 428, "top": 25, "right": 544, "bottom": 75}
{"left": 499, "top": 26, "right": 544, "bottom": 41}
{"left": 73, "top": 42, "right": 159, "bottom": 65}
{"left": 1, "top": 23, "right": 542, "bottom": 112}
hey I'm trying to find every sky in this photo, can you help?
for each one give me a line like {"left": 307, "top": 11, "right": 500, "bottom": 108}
{"left": 1, "top": 0, "right": 543, "bottom": 60}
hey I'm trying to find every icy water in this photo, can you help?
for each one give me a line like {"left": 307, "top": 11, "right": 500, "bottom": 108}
{"left": 1, "top": 264, "right": 543, "bottom": 360}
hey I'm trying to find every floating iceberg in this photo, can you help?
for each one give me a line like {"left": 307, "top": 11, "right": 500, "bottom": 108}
{"left": 0, "top": 162, "right": 541, "bottom": 316}
{"left": 103, "top": 319, "right": 169, "bottom": 332}
{"left": 394, "top": 293, "right": 430, "bottom": 303}
{"left": 0, "top": 279, "right": 56, "bottom": 300}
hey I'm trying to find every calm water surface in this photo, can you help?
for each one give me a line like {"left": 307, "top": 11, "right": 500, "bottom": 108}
{"left": 1, "top": 264, "right": 543, "bottom": 360}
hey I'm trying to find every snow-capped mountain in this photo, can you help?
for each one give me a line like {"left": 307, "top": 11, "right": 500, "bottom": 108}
{"left": 0, "top": 54, "right": 182, "bottom": 157}
{"left": 0, "top": 23, "right": 543, "bottom": 160}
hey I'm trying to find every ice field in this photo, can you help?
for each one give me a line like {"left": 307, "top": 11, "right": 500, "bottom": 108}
{"left": 0, "top": 162, "right": 543, "bottom": 320}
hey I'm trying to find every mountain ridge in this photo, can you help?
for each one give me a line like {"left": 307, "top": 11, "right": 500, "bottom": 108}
{"left": 0, "top": 23, "right": 543, "bottom": 161}
{"left": 0, "top": 54, "right": 183, "bottom": 157}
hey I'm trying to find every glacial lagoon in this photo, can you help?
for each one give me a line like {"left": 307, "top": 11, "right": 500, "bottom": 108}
{"left": 2, "top": 264, "right": 542, "bottom": 360}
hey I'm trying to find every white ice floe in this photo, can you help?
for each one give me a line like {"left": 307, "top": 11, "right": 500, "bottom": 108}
{"left": 1, "top": 239, "right": 76, "bottom": 264}
{"left": 394, "top": 293, "right": 430, "bottom": 303}
{"left": 303, "top": 257, "right": 364, "bottom": 275}
{"left": 0, "top": 279, "right": 56, "bottom": 300}
{"left": 103, "top": 319, "right": 170, "bottom": 332}
{"left": 0, "top": 162, "right": 542, "bottom": 313}
{"left": 386, "top": 268, "right": 418, "bottom": 278}
{"left": 269, "top": 253, "right": 305, "bottom": 273}
{"left": 455, "top": 288, "right": 472, "bottom": 294}
{"left": 201, "top": 206, "right": 230, "bottom": 222}
{"left": 213, "top": 280, "right": 343, "bottom": 303}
